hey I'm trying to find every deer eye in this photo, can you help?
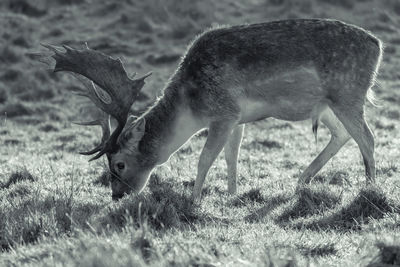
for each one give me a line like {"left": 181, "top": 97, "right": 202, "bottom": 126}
{"left": 116, "top": 162, "right": 125, "bottom": 171}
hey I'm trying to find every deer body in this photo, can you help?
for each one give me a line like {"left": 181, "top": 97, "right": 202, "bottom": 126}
{"left": 40, "top": 19, "right": 382, "bottom": 201}
{"left": 111, "top": 19, "right": 381, "bottom": 200}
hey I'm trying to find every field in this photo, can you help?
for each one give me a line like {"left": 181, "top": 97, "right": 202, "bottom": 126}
{"left": 1, "top": 0, "right": 400, "bottom": 266}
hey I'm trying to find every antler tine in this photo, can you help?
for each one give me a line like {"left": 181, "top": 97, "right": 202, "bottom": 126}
{"left": 73, "top": 119, "right": 111, "bottom": 141}
{"left": 41, "top": 43, "right": 63, "bottom": 53}
{"left": 79, "top": 144, "right": 102, "bottom": 156}
{"left": 62, "top": 44, "right": 74, "bottom": 52}
{"left": 74, "top": 119, "right": 103, "bottom": 126}
{"left": 39, "top": 43, "right": 152, "bottom": 159}
{"left": 73, "top": 112, "right": 111, "bottom": 156}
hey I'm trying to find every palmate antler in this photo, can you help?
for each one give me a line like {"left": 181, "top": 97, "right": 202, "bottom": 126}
{"left": 41, "top": 43, "right": 151, "bottom": 160}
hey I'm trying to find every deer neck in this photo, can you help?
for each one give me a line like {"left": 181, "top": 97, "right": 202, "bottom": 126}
{"left": 138, "top": 86, "right": 205, "bottom": 167}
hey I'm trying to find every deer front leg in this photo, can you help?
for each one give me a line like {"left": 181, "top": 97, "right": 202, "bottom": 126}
{"left": 224, "top": 124, "right": 244, "bottom": 195}
{"left": 192, "top": 120, "right": 238, "bottom": 201}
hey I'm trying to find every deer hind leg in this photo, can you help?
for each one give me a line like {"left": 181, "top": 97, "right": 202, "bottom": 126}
{"left": 224, "top": 124, "right": 244, "bottom": 195}
{"left": 330, "top": 103, "right": 376, "bottom": 183}
{"left": 193, "top": 120, "right": 238, "bottom": 201}
{"left": 298, "top": 106, "right": 350, "bottom": 184}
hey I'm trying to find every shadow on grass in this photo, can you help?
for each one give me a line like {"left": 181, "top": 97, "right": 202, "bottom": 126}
{"left": 313, "top": 170, "right": 350, "bottom": 186}
{"left": 181, "top": 179, "right": 222, "bottom": 197}
{"left": 367, "top": 242, "right": 400, "bottom": 266}
{"left": 231, "top": 188, "right": 266, "bottom": 207}
{"left": 277, "top": 186, "right": 341, "bottom": 223}
{"left": 244, "top": 193, "right": 292, "bottom": 223}
{"left": 297, "top": 243, "right": 338, "bottom": 257}
{"left": 297, "top": 185, "right": 400, "bottom": 232}
{"left": 244, "top": 139, "right": 282, "bottom": 150}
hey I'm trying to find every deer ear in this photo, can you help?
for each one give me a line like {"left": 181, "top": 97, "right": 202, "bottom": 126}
{"left": 122, "top": 115, "right": 146, "bottom": 144}
{"left": 120, "top": 117, "right": 145, "bottom": 147}
{"left": 130, "top": 117, "right": 146, "bottom": 142}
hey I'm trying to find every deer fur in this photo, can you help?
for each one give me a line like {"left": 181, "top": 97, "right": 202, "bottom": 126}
{"left": 105, "top": 19, "right": 382, "bottom": 200}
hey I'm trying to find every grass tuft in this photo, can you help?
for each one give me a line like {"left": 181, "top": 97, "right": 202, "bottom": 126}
{"left": 20, "top": 216, "right": 44, "bottom": 246}
{"left": 1, "top": 170, "right": 36, "bottom": 189}
{"left": 0, "top": 205, "right": 47, "bottom": 250}
{"left": 0, "top": 177, "right": 105, "bottom": 250}
{"left": 6, "top": 182, "right": 33, "bottom": 198}
{"left": 278, "top": 186, "right": 341, "bottom": 222}
{"left": 130, "top": 225, "right": 155, "bottom": 262}
{"left": 232, "top": 188, "right": 265, "bottom": 207}
{"left": 95, "top": 176, "right": 202, "bottom": 230}
{"left": 304, "top": 186, "right": 400, "bottom": 231}
{"left": 377, "top": 162, "right": 398, "bottom": 177}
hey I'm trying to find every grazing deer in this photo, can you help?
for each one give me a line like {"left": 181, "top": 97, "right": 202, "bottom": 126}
{"left": 38, "top": 19, "right": 382, "bottom": 201}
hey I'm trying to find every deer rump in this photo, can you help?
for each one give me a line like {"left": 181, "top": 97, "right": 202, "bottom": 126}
{"left": 178, "top": 19, "right": 381, "bottom": 123}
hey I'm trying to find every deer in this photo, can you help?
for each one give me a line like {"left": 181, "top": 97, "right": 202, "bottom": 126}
{"left": 37, "top": 19, "right": 382, "bottom": 201}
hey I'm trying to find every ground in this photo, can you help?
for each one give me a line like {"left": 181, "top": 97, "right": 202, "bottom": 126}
{"left": 0, "top": 0, "right": 400, "bottom": 266}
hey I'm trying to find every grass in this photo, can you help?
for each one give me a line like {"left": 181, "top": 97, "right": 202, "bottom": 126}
{"left": 298, "top": 185, "right": 400, "bottom": 231}
{"left": 0, "top": 170, "right": 36, "bottom": 189}
{"left": 94, "top": 175, "right": 205, "bottom": 231}
{"left": 1, "top": 0, "right": 400, "bottom": 266}
{"left": 277, "top": 185, "right": 342, "bottom": 222}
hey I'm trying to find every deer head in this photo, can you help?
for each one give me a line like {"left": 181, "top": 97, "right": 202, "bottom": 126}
{"left": 37, "top": 44, "right": 152, "bottom": 196}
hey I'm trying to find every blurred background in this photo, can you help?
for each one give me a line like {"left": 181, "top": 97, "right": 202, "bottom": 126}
{"left": 0, "top": 0, "right": 399, "bottom": 122}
